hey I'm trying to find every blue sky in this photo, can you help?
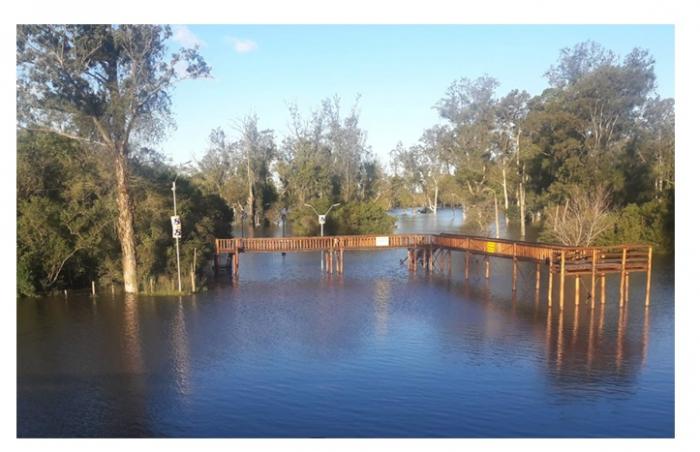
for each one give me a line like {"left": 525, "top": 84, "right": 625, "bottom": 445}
{"left": 161, "top": 25, "right": 674, "bottom": 167}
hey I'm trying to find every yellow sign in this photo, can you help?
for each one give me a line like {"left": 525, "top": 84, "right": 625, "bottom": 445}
{"left": 486, "top": 241, "right": 497, "bottom": 253}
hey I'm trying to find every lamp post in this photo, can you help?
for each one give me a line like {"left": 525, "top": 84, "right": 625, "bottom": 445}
{"left": 171, "top": 161, "right": 191, "bottom": 293}
{"left": 304, "top": 202, "right": 340, "bottom": 236}
{"left": 304, "top": 202, "right": 340, "bottom": 270}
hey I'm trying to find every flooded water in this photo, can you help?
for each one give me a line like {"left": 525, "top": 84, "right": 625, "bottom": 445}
{"left": 17, "top": 209, "right": 674, "bottom": 437}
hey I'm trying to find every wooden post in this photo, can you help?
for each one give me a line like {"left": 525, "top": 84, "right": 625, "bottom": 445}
{"left": 191, "top": 271, "right": 196, "bottom": 293}
{"left": 625, "top": 272, "right": 630, "bottom": 303}
{"left": 91, "top": 281, "right": 96, "bottom": 296}
{"left": 464, "top": 252, "right": 470, "bottom": 279}
{"left": 340, "top": 249, "right": 344, "bottom": 274}
{"left": 619, "top": 247, "right": 627, "bottom": 305}
{"left": 535, "top": 263, "right": 541, "bottom": 294}
{"left": 234, "top": 248, "right": 239, "bottom": 277}
{"left": 485, "top": 256, "right": 490, "bottom": 279}
{"left": 559, "top": 250, "right": 566, "bottom": 309}
{"left": 601, "top": 274, "right": 606, "bottom": 304}
{"left": 645, "top": 246, "right": 653, "bottom": 306}
{"left": 447, "top": 250, "right": 452, "bottom": 275}
{"left": 428, "top": 246, "right": 433, "bottom": 273}
{"left": 591, "top": 249, "right": 597, "bottom": 308}
{"left": 574, "top": 275, "right": 580, "bottom": 305}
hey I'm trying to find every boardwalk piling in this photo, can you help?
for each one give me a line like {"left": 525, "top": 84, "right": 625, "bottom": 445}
{"left": 645, "top": 246, "right": 653, "bottom": 306}
{"left": 559, "top": 250, "right": 566, "bottom": 309}
{"left": 601, "top": 274, "right": 606, "bottom": 304}
{"left": 619, "top": 248, "right": 627, "bottom": 305}
{"left": 574, "top": 275, "right": 580, "bottom": 306}
{"left": 591, "top": 249, "right": 597, "bottom": 308}
{"left": 548, "top": 263, "right": 554, "bottom": 308}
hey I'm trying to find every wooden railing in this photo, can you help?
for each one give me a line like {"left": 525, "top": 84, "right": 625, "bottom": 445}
{"left": 216, "top": 234, "right": 430, "bottom": 254}
{"left": 550, "top": 245, "right": 652, "bottom": 274}
{"left": 215, "top": 233, "right": 651, "bottom": 274}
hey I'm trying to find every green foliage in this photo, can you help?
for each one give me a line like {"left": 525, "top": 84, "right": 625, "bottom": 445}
{"left": 599, "top": 197, "right": 673, "bottom": 252}
{"left": 334, "top": 202, "right": 396, "bottom": 235}
{"left": 16, "top": 132, "right": 232, "bottom": 297}
{"left": 286, "top": 201, "right": 394, "bottom": 236}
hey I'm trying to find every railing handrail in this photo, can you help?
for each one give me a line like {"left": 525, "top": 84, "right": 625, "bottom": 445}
{"left": 215, "top": 234, "right": 650, "bottom": 259}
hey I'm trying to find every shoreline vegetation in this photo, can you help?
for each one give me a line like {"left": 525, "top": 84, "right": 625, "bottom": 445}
{"left": 16, "top": 26, "right": 673, "bottom": 297}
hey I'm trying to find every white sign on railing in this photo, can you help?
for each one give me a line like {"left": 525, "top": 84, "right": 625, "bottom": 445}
{"left": 376, "top": 236, "right": 389, "bottom": 247}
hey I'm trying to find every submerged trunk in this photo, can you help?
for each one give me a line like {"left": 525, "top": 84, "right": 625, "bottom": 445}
{"left": 432, "top": 183, "right": 439, "bottom": 214}
{"left": 114, "top": 150, "right": 139, "bottom": 294}
{"left": 246, "top": 153, "right": 255, "bottom": 226}
{"left": 494, "top": 194, "right": 500, "bottom": 238}
{"left": 519, "top": 182, "right": 526, "bottom": 238}
{"left": 502, "top": 167, "right": 509, "bottom": 225}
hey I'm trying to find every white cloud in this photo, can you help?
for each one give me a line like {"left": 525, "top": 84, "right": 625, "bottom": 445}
{"left": 229, "top": 37, "right": 258, "bottom": 54}
{"left": 172, "top": 25, "right": 204, "bottom": 48}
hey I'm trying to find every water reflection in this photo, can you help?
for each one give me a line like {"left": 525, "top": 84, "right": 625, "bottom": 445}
{"left": 172, "top": 298, "right": 192, "bottom": 395}
{"left": 17, "top": 208, "right": 673, "bottom": 437}
{"left": 373, "top": 279, "right": 392, "bottom": 337}
{"left": 122, "top": 293, "right": 143, "bottom": 374}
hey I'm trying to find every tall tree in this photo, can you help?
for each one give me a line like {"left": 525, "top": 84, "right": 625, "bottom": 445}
{"left": 17, "top": 25, "right": 210, "bottom": 293}
{"left": 495, "top": 89, "right": 530, "bottom": 236}
{"left": 236, "top": 115, "right": 277, "bottom": 226}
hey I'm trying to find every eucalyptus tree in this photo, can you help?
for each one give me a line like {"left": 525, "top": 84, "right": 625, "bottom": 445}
{"left": 392, "top": 127, "right": 450, "bottom": 214}
{"left": 236, "top": 115, "right": 277, "bottom": 226}
{"left": 435, "top": 75, "right": 500, "bottom": 225}
{"left": 322, "top": 96, "right": 370, "bottom": 203}
{"left": 527, "top": 42, "right": 657, "bottom": 203}
{"left": 17, "top": 25, "right": 210, "bottom": 293}
{"left": 494, "top": 89, "right": 530, "bottom": 235}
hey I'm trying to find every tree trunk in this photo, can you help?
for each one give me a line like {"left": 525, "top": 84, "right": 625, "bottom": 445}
{"left": 114, "top": 150, "right": 139, "bottom": 294}
{"left": 246, "top": 153, "right": 255, "bottom": 226}
{"left": 494, "top": 194, "right": 500, "bottom": 238}
{"left": 432, "top": 183, "right": 439, "bottom": 214}
{"left": 519, "top": 182, "right": 526, "bottom": 238}
{"left": 502, "top": 167, "right": 509, "bottom": 225}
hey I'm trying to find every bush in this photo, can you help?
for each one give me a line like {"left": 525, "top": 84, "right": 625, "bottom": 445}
{"left": 288, "top": 200, "right": 395, "bottom": 236}
{"left": 334, "top": 201, "right": 396, "bottom": 235}
{"left": 598, "top": 197, "right": 673, "bottom": 252}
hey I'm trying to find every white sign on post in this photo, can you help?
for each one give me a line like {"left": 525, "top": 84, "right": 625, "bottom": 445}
{"left": 171, "top": 215, "right": 182, "bottom": 239}
{"left": 318, "top": 215, "right": 326, "bottom": 225}
{"left": 376, "top": 236, "right": 389, "bottom": 247}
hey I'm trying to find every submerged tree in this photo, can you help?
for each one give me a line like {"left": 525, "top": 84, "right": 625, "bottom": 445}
{"left": 541, "top": 185, "right": 613, "bottom": 246}
{"left": 17, "top": 25, "right": 210, "bottom": 293}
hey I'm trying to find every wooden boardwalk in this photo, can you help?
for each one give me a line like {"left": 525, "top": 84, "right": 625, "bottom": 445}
{"left": 215, "top": 233, "right": 653, "bottom": 308}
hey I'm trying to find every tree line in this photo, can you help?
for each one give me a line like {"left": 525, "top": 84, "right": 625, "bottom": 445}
{"left": 16, "top": 26, "right": 674, "bottom": 297}
{"left": 388, "top": 41, "right": 674, "bottom": 249}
